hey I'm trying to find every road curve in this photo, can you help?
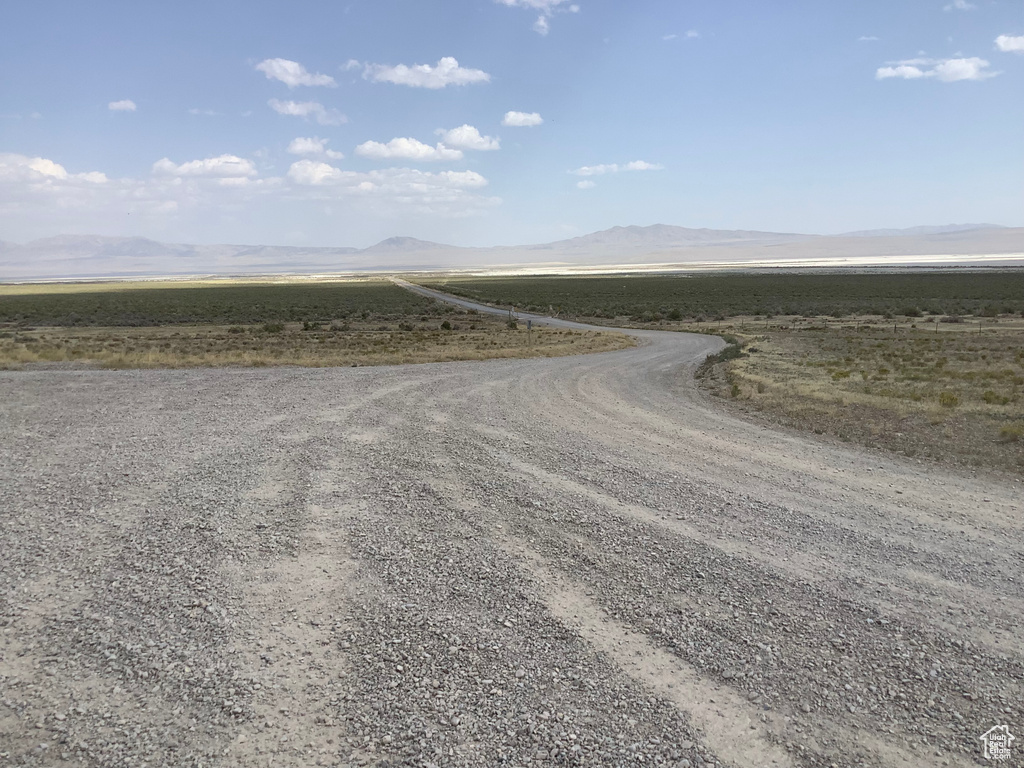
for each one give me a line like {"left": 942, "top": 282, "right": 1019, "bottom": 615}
{"left": 1, "top": 286, "right": 1021, "bottom": 768}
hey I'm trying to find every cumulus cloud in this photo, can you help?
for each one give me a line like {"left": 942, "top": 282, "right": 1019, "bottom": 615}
{"left": 944, "top": 0, "right": 975, "bottom": 10}
{"left": 495, "top": 0, "right": 580, "bottom": 35}
{"left": 570, "top": 160, "right": 663, "bottom": 176}
{"left": 0, "top": 153, "right": 108, "bottom": 184}
{"left": 288, "top": 160, "right": 486, "bottom": 189}
{"left": 576, "top": 180, "right": 595, "bottom": 189}
{"left": 876, "top": 56, "right": 998, "bottom": 81}
{"left": 0, "top": 152, "right": 498, "bottom": 237}
{"left": 502, "top": 111, "right": 543, "bottom": 127}
{"left": 152, "top": 155, "right": 257, "bottom": 178}
{"left": 355, "top": 138, "right": 463, "bottom": 162}
{"left": 996, "top": 34, "right": 1024, "bottom": 53}
{"left": 268, "top": 99, "right": 347, "bottom": 125}
{"left": 435, "top": 125, "right": 500, "bottom": 151}
{"left": 286, "top": 136, "right": 343, "bottom": 159}
{"left": 284, "top": 162, "right": 496, "bottom": 217}
{"left": 108, "top": 100, "right": 136, "bottom": 112}
{"left": 255, "top": 58, "right": 336, "bottom": 87}
{"left": 363, "top": 57, "right": 490, "bottom": 89}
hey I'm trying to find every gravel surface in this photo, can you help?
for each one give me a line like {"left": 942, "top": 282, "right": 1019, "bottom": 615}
{"left": 1, "top": 285, "right": 1022, "bottom": 768}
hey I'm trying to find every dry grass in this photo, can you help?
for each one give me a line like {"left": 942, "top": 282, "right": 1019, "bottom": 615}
{"left": 695, "top": 314, "right": 1024, "bottom": 474}
{"left": 0, "top": 315, "right": 633, "bottom": 371}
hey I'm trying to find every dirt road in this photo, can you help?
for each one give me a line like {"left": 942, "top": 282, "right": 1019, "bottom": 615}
{"left": 1, "top": 286, "right": 1021, "bottom": 768}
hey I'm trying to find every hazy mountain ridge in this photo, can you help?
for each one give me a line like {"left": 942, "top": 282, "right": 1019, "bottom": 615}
{"left": 537, "top": 224, "right": 810, "bottom": 250}
{"left": 2, "top": 224, "right": 1022, "bottom": 280}
{"left": 839, "top": 224, "right": 1005, "bottom": 238}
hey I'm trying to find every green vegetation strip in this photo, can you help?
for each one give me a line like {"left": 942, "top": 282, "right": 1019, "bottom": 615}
{"left": 419, "top": 273, "right": 1024, "bottom": 320}
{"left": 0, "top": 280, "right": 435, "bottom": 326}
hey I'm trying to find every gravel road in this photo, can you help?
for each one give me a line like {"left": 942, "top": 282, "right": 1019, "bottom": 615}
{"left": 2, "top": 285, "right": 1022, "bottom": 768}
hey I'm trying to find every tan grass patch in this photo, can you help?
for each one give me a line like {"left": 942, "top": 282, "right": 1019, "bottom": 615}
{"left": 695, "top": 314, "right": 1024, "bottom": 474}
{"left": 0, "top": 317, "right": 633, "bottom": 371}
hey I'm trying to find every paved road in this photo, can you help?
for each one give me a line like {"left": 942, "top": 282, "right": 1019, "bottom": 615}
{"left": 1, "top": 286, "right": 1021, "bottom": 768}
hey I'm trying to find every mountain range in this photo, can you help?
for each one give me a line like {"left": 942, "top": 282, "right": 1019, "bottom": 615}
{"left": 1, "top": 223, "right": 1021, "bottom": 280}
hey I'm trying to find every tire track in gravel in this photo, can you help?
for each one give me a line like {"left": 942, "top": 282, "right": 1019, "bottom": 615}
{"left": 3, "top": 285, "right": 1023, "bottom": 767}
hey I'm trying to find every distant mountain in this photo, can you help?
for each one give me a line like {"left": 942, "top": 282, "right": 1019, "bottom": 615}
{"left": 362, "top": 236, "right": 454, "bottom": 253}
{"left": 525, "top": 224, "right": 808, "bottom": 252}
{"left": 840, "top": 224, "right": 1005, "bottom": 238}
{"left": 1, "top": 224, "right": 1022, "bottom": 280}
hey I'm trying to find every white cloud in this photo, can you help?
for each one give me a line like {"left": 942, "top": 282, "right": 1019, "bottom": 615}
{"left": 876, "top": 64, "right": 927, "bottom": 79}
{"left": 0, "top": 152, "right": 498, "bottom": 237}
{"left": 576, "top": 180, "right": 595, "bottom": 189}
{"left": 944, "top": 0, "right": 975, "bottom": 10}
{"left": 152, "top": 155, "right": 257, "bottom": 178}
{"left": 663, "top": 34, "right": 677, "bottom": 41}
{"left": 355, "top": 138, "right": 463, "bottom": 162}
{"left": 686, "top": 30, "right": 700, "bottom": 39}
{"left": 268, "top": 99, "right": 347, "bottom": 125}
{"left": 255, "top": 58, "right": 336, "bottom": 88}
{"left": 570, "top": 160, "right": 663, "bottom": 176}
{"left": 435, "top": 125, "right": 500, "bottom": 151}
{"left": 288, "top": 160, "right": 487, "bottom": 190}
{"left": 495, "top": 0, "right": 580, "bottom": 34}
{"left": 363, "top": 57, "right": 490, "bottom": 89}
{"left": 286, "top": 136, "right": 343, "bottom": 159}
{"left": 502, "top": 111, "right": 543, "bottom": 127}
{"left": 858, "top": 36, "right": 880, "bottom": 42}
{"left": 108, "top": 100, "right": 136, "bottom": 112}
{"left": 494, "top": 0, "right": 574, "bottom": 9}
{"left": 996, "top": 34, "right": 1024, "bottom": 53}
{"left": 876, "top": 56, "right": 998, "bottom": 81}
{"left": 188, "top": 108, "right": 218, "bottom": 116}
{"left": 0, "top": 154, "right": 108, "bottom": 184}
{"left": 343, "top": 59, "right": 361, "bottom": 71}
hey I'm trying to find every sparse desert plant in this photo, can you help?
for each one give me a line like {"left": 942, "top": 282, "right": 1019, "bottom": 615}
{"left": 262, "top": 322, "right": 285, "bottom": 333}
{"left": 938, "top": 391, "right": 959, "bottom": 408}
{"left": 440, "top": 320, "right": 452, "bottom": 330}
{"left": 999, "top": 422, "right": 1024, "bottom": 442}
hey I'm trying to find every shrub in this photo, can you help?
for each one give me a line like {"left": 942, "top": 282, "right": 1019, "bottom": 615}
{"left": 668, "top": 308, "right": 682, "bottom": 321}
{"left": 938, "top": 391, "right": 959, "bottom": 408}
{"left": 228, "top": 326, "right": 246, "bottom": 334}
{"left": 261, "top": 322, "right": 285, "bottom": 333}
{"left": 999, "top": 422, "right": 1024, "bottom": 442}
{"left": 440, "top": 320, "right": 452, "bottom": 330}
{"left": 730, "top": 383, "right": 741, "bottom": 398}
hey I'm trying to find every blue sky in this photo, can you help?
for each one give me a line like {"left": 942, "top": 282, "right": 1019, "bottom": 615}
{"left": 1, "top": 0, "right": 1022, "bottom": 248}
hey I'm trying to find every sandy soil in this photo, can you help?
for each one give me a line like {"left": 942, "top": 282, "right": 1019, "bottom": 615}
{"left": 1, "top": 285, "right": 1021, "bottom": 768}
